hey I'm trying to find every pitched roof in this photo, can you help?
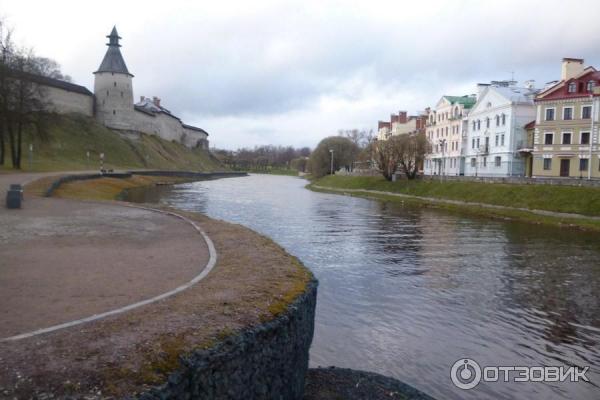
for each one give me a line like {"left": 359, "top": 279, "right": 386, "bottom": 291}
{"left": 94, "top": 26, "right": 133, "bottom": 76}
{"left": 524, "top": 120, "right": 535, "bottom": 130}
{"left": 536, "top": 67, "right": 599, "bottom": 100}
{"left": 182, "top": 124, "right": 209, "bottom": 136}
{"left": 443, "top": 95, "right": 476, "bottom": 109}
{"left": 7, "top": 69, "right": 92, "bottom": 96}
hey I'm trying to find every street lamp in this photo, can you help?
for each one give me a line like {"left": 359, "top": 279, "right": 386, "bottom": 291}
{"left": 329, "top": 149, "right": 334, "bottom": 175}
{"left": 439, "top": 139, "right": 447, "bottom": 181}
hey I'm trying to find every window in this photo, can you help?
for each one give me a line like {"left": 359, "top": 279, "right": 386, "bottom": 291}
{"left": 544, "top": 133, "right": 553, "bottom": 145}
{"left": 580, "top": 158, "right": 589, "bottom": 171}
{"left": 543, "top": 158, "right": 552, "bottom": 170}
{"left": 501, "top": 134, "right": 505, "bottom": 146}
{"left": 113, "top": 82, "right": 117, "bottom": 87}
{"left": 483, "top": 157, "right": 487, "bottom": 167}
{"left": 477, "top": 120, "right": 481, "bottom": 130}
{"left": 486, "top": 117, "right": 490, "bottom": 128}
{"left": 112, "top": 110, "right": 116, "bottom": 115}
{"left": 106, "top": 90, "right": 109, "bottom": 96}
{"left": 587, "top": 80, "right": 595, "bottom": 92}
{"left": 472, "top": 138, "right": 475, "bottom": 148}
{"left": 121, "top": 92, "right": 123, "bottom": 97}
{"left": 495, "top": 135, "right": 499, "bottom": 146}
{"left": 471, "top": 158, "right": 476, "bottom": 167}
{"left": 562, "top": 132, "right": 572, "bottom": 144}
{"left": 563, "top": 107, "right": 573, "bottom": 120}
{"left": 476, "top": 138, "right": 480, "bottom": 148}
{"left": 495, "top": 115, "right": 500, "bottom": 126}
{"left": 568, "top": 82, "right": 577, "bottom": 93}
{"left": 582, "top": 105, "right": 592, "bottom": 119}
{"left": 581, "top": 131, "right": 590, "bottom": 145}
{"left": 472, "top": 121, "right": 476, "bottom": 131}
{"left": 495, "top": 156, "right": 501, "bottom": 167}
{"left": 502, "top": 114, "right": 506, "bottom": 125}
{"left": 545, "top": 108, "right": 555, "bottom": 121}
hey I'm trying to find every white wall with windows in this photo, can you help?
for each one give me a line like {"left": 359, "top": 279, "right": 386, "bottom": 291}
{"left": 463, "top": 84, "right": 537, "bottom": 177}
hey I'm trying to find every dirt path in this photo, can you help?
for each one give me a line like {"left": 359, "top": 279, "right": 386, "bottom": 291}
{"left": 312, "top": 185, "right": 600, "bottom": 221}
{"left": 0, "top": 195, "right": 209, "bottom": 339}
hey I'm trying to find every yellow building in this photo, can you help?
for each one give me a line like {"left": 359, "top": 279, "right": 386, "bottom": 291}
{"left": 532, "top": 58, "right": 600, "bottom": 179}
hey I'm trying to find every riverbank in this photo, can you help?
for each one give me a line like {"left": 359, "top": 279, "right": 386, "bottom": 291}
{"left": 1, "top": 172, "right": 315, "bottom": 398}
{"left": 309, "top": 175, "right": 600, "bottom": 231}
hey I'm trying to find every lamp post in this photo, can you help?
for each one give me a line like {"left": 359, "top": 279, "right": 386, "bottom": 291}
{"left": 439, "top": 139, "right": 447, "bottom": 181}
{"left": 329, "top": 149, "right": 334, "bottom": 175}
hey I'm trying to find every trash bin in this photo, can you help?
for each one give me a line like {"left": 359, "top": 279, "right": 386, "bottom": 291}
{"left": 6, "top": 184, "right": 23, "bottom": 209}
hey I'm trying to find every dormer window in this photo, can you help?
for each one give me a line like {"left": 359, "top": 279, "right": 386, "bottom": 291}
{"left": 587, "top": 80, "right": 595, "bottom": 92}
{"left": 568, "top": 82, "right": 577, "bottom": 93}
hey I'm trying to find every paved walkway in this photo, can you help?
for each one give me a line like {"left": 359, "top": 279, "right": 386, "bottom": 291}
{"left": 313, "top": 185, "right": 600, "bottom": 221}
{"left": 0, "top": 172, "right": 209, "bottom": 339}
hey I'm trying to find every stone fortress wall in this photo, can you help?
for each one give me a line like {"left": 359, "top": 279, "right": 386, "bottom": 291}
{"left": 36, "top": 27, "right": 209, "bottom": 150}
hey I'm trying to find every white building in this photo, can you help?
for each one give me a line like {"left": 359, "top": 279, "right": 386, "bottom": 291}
{"left": 463, "top": 82, "right": 538, "bottom": 177}
{"left": 424, "top": 95, "right": 475, "bottom": 176}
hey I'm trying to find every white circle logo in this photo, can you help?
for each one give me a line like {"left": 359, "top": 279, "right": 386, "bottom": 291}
{"left": 451, "top": 358, "right": 482, "bottom": 390}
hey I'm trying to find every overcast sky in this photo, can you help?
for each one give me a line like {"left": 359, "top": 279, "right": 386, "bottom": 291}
{"left": 1, "top": 0, "right": 600, "bottom": 149}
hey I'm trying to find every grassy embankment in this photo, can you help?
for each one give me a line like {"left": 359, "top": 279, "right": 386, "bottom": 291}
{"left": 310, "top": 175, "right": 600, "bottom": 231}
{"left": 0, "top": 113, "right": 222, "bottom": 173}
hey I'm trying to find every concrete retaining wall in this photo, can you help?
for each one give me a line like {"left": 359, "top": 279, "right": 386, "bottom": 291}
{"left": 138, "top": 279, "right": 318, "bottom": 400}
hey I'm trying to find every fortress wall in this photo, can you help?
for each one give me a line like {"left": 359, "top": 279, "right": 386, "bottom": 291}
{"left": 41, "top": 85, "right": 94, "bottom": 116}
{"left": 182, "top": 126, "right": 209, "bottom": 149}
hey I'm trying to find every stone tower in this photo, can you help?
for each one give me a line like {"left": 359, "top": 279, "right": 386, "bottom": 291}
{"left": 94, "top": 26, "right": 134, "bottom": 129}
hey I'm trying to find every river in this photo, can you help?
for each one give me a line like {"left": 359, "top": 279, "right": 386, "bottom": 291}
{"left": 126, "top": 174, "right": 600, "bottom": 400}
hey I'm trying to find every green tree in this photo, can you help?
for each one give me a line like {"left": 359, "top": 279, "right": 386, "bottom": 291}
{"left": 309, "top": 136, "right": 359, "bottom": 178}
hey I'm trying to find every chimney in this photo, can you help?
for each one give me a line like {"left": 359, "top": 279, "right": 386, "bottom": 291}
{"left": 398, "top": 111, "right": 407, "bottom": 124}
{"left": 390, "top": 114, "right": 399, "bottom": 124}
{"left": 153, "top": 96, "right": 161, "bottom": 107}
{"left": 561, "top": 58, "right": 584, "bottom": 81}
{"left": 378, "top": 121, "right": 391, "bottom": 130}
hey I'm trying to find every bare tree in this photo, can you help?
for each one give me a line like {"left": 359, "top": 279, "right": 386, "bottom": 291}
{"left": 396, "top": 134, "right": 429, "bottom": 179}
{"left": 375, "top": 134, "right": 429, "bottom": 181}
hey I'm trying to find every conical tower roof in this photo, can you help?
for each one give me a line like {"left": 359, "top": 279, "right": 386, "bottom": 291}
{"left": 94, "top": 26, "right": 133, "bottom": 76}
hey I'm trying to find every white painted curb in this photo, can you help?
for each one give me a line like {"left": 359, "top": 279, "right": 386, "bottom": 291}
{"left": 1, "top": 205, "right": 217, "bottom": 342}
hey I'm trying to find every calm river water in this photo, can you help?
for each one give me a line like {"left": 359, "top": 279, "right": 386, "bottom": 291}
{"left": 127, "top": 174, "right": 600, "bottom": 400}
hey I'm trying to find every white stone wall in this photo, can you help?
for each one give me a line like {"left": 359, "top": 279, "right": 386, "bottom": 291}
{"left": 42, "top": 85, "right": 94, "bottom": 116}
{"left": 94, "top": 72, "right": 134, "bottom": 130}
{"left": 182, "top": 127, "right": 209, "bottom": 149}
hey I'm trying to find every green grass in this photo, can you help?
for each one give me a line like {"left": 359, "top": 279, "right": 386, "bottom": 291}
{"left": 314, "top": 175, "right": 600, "bottom": 217}
{"left": 0, "top": 113, "right": 222, "bottom": 172}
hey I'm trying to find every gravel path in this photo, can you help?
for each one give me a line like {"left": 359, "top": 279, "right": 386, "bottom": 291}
{"left": 0, "top": 195, "right": 209, "bottom": 339}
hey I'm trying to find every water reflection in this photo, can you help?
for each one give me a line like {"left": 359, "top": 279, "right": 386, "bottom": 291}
{"left": 126, "top": 175, "right": 600, "bottom": 400}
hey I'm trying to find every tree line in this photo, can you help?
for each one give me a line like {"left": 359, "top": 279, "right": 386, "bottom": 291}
{"left": 0, "top": 19, "right": 66, "bottom": 169}
{"left": 308, "top": 128, "right": 429, "bottom": 180}
{"left": 212, "top": 145, "right": 312, "bottom": 172}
